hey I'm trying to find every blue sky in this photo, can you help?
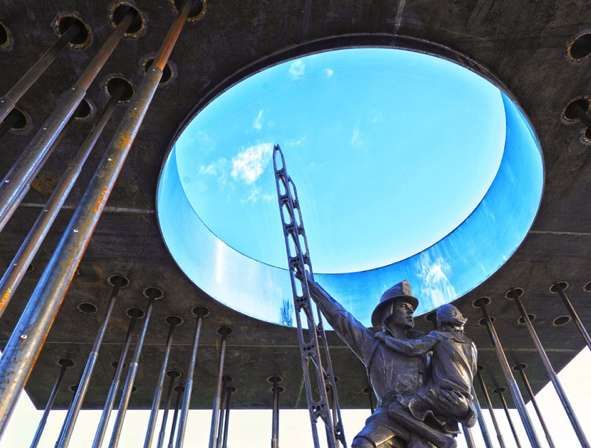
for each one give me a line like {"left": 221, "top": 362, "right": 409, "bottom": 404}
{"left": 174, "top": 48, "right": 506, "bottom": 274}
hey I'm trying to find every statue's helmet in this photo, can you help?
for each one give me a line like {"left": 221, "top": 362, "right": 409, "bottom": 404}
{"left": 371, "top": 280, "right": 419, "bottom": 327}
{"left": 435, "top": 303, "right": 467, "bottom": 327}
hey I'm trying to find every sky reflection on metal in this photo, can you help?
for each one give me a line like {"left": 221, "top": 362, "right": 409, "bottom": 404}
{"left": 157, "top": 48, "right": 543, "bottom": 327}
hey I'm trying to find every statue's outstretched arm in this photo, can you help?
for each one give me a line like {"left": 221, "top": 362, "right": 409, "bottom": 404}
{"left": 306, "top": 275, "right": 375, "bottom": 364}
{"left": 375, "top": 331, "right": 442, "bottom": 356}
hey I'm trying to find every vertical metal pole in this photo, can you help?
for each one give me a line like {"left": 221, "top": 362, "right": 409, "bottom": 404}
{"left": 0, "top": 14, "right": 134, "bottom": 231}
{"left": 216, "top": 384, "right": 227, "bottom": 448}
{"left": 552, "top": 282, "right": 591, "bottom": 352}
{"left": 176, "top": 307, "right": 207, "bottom": 448}
{"left": 461, "top": 424, "right": 476, "bottom": 448}
{"left": 476, "top": 369, "right": 506, "bottom": 448}
{"left": 270, "top": 377, "right": 282, "bottom": 448}
{"left": 108, "top": 290, "right": 161, "bottom": 448}
{"left": 0, "top": 23, "right": 82, "bottom": 123}
{"left": 221, "top": 385, "right": 234, "bottom": 448}
{"left": 0, "top": 2, "right": 194, "bottom": 434}
{"left": 144, "top": 317, "right": 181, "bottom": 448}
{"left": 157, "top": 371, "right": 179, "bottom": 448}
{"left": 56, "top": 275, "right": 128, "bottom": 447}
{"left": 515, "top": 364, "right": 555, "bottom": 448}
{"left": 29, "top": 359, "right": 72, "bottom": 448}
{"left": 92, "top": 309, "right": 140, "bottom": 448}
{"left": 472, "top": 392, "right": 494, "bottom": 448}
{"left": 476, "top": 299, "right": 541, "bottom": 447}
{"left": 209, "top": 327, "right": 231, "bottom": 448}
{"left": 510, "top": 291, "right": 589, "bottom": 447}
{"left": 0, "top": 90, "right": 124, "bottom": 317}
{"left": 168, "top": 385, "right": 184, "bottom": 448}
{"left": 495, "top": 388, "right": 522, "bottom": 448}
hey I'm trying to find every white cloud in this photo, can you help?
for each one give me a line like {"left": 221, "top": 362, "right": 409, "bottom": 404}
{"left": 231, "top": 143, "right": 274, "bottom": 184}
{"left": 253, "top": 109, "right": 264, "bottom": 130}
{"left": 244, "top": 186, "right": 275, "bottom": 204}
{"left": 199, "top": 158, "right": 229, "bottom": 185}
{"left": 415, "top": 252, "right": 457, "bottom": 308}
{"left": 289, "top": 59, "right": 306, "bottom": 79}
{"left": 324, "top": 68, "right": 334, "bottom": 78}
{"left": 351, "top": 127, "right": 362, "bottom": 147}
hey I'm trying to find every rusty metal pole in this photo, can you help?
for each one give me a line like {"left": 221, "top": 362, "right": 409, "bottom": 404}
{"left": 0, "top": 2, "right": 195, "bottom": 435}
{"left": 0, "top": 90, "right": 124, "bottom": 318}
{"left": 472, "top": 392, "right": 494, "bottom": 448}
{"left": 108, "top": 289, "right": 161, "bottom": 448}
{"left": 0, "top": 13, "right": 134, "bottom": 231}
{"left": 475, "top": 298, "right": 541, "bottom": 448}
{"left": 56, "top": 275, "right": 128, "bottom": 447}
{"left": 551, "top": 282, "right": 591, "bottom": 352}
{"left": 515, "top": 364, "right": 555, "bottom": 448}
{"left": 168, "top": 385, "right": 185, "bottom": 448}
{"left": 92, "top": 309, "right": 140, "bottom": 448}
{"left": 157, "top": 371, "right": 179, "bottom": 448}
{"left": 29, "top": 359, "right": 72, "bottom": 448}
{"left": 495, "top": 388, "right": 523, "bottom": 448}
{"left": 209, "top": 327, "right": 231, "bottom": 448}
{"left": 476, "top": 369, "right": 506, "bottom": 448}
{"left": 508, "top": 289, "right": 589, "bottom": 447}
{"left": 175, "top": 307, "right": 207, "bottom": 448}
{"left": 0, "top": 23, "right": 82, "bottom": 123}
{"left": 221, "top": 385, "right": 234, "bottom": 448}
{"left": 270, "top": 377, "right": 282, "bottom": 448}
{"left": 144, "top": 316, "right": 181, "bottom": 448}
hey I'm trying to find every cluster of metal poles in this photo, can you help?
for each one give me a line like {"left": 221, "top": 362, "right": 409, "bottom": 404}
{"left": 0, "top": 0, "right": 211, "bottom": 445}
{"left": 463, "top": 285, "right": 591, "bottom": 448}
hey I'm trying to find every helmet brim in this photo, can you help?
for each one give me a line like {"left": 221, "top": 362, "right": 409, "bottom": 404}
{"left": 371, "top": 295, "right": 419, "bottom": 327}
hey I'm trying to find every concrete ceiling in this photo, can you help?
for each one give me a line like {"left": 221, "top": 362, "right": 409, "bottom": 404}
{"left": 0, "top": 0, "right": 589, "bottom": 412}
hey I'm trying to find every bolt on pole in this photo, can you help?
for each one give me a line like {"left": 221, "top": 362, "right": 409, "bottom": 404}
{"left": 0, "top": 2, "right": 194, "bottom": 435}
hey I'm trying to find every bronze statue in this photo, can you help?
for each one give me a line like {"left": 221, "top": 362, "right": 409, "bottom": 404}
{"left": 307, "top": 277, "right": 477, "bottom": 448}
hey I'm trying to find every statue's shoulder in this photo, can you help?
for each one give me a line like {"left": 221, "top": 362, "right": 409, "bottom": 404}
{"left": 406, "top": 329, "right": 426, "bottom": 339}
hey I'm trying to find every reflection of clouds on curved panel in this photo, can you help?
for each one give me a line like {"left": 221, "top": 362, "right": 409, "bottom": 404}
{"left": 157, "top": 92, "right": 542, "bottom": 327}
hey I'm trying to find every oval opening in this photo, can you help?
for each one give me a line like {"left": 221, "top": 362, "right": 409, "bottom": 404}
{"left": 157, "top": 43, "right": 543, "bottom": 327}
{"left": 77, "top": 302, "right": 97, "bottom": 314}
{"left": 111, "top": 3, "right": 144, "bottom": 36}
{"left": 569, "top": 33, "right": 591, "bottom": 61}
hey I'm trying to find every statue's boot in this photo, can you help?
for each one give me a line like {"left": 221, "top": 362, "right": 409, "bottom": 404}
{"left": 388, "top": 404, "right": 457, "bottom": 448}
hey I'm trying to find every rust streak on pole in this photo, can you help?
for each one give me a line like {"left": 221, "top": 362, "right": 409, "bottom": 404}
{"left": 157, "top": 371, "right": 179, "bottom": 448}
{"left": 510, "top": 289, "right": 589, "bottom": 447}
{"left": 144, "top": 317, "right": 180, "bottom": 448}
{"left": 0, "top": 2, "right": 193, "bottom": 434}
{"left": 176, "top": 308, "right": 206, "bottom": 448}
{"left": 56, "top": 277, "right": 128, "bottom": 448}
{"left": 0, "top": 13, "right": 133, "bottom": 232}
{"left": 29, "top": 359, "right": 72, "bottom": 448}
{"left": 92, "top": 311, "right": 139, "bottom": 448}
{"left": 515, "top": 364, "right": 555, "bottom": 448}
{"left": 0, "top": 23, "right": 82, "bottom": 123}
{"left": 0, "top": 92, "right": 122, "bottom": 318}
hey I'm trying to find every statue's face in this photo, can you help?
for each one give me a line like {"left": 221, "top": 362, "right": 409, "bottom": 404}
{"left": 384, "top": 300, "right": 415, "bottom": 329}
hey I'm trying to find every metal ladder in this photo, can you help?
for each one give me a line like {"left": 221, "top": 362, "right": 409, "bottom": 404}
{"left": 273, "top": 144, "right": 347, "bottom": 448}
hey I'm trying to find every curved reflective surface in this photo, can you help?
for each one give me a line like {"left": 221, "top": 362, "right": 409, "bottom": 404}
{"left": 157, "top": 48, "right": 543, "bottom": 327}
